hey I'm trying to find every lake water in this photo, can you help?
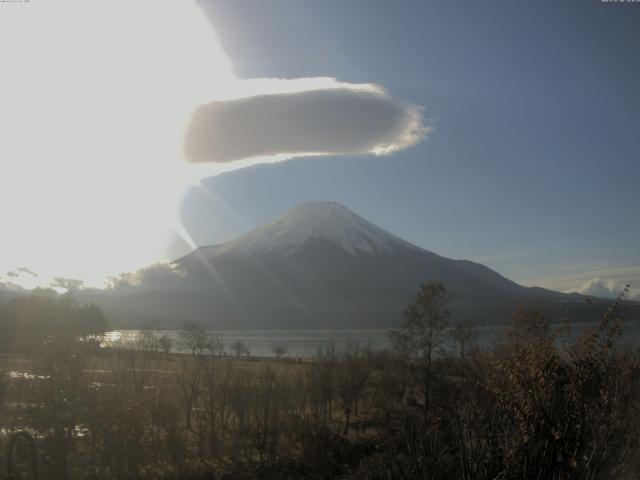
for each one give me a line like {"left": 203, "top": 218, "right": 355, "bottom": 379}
{"left": 105, "top": 319, "right": 640, "bottom": 358}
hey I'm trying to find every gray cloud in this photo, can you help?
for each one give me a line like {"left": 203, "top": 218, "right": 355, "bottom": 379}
{"left": 576, "top": 277, "right": 639, "bottom": 301}
{"left": 184, "top": 88, "right": 427, "bottom": 163}
{"left": 108, "top": 263, "right": 186, "bottom": 292}
{"left": 0, "top": 280, "right": 24, "bottom": 292}
{"left": 17, "top": 266, "right": 37, "bottom": 277}
{"left": 51, "top": 277, "right": 84, "bottom": 291}
{"left": 6, "top": 271, "right": 18, "bottom": 278}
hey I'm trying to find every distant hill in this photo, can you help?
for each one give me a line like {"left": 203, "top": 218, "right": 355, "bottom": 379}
{"left": 77, "top": 201, "right": 638, "bottom": 329}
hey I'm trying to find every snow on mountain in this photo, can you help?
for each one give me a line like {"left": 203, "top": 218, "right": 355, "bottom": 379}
{"left": 83, "top": 201, "right": 631, "bottom": 329}
{"left": 202, "top": 201, "right": 419, "bottom": 257}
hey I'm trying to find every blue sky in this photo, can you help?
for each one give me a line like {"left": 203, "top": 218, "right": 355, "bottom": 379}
{"left": 175, "top": 0, "right": 640, "bottom": 297}
{"left": 0, "top": 1, "right": 637, "bottom": 299}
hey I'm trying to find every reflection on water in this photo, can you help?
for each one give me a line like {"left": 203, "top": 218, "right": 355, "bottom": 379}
{"left": 7, "top": 371, "right": 46, "bottom": 380}
{"left": 104, "top": 320, "right": 640, "bottom": 358}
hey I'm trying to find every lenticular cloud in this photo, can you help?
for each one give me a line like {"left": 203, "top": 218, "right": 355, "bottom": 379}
{"left": 183, "top": 85, "right": 428, "bottom": 163}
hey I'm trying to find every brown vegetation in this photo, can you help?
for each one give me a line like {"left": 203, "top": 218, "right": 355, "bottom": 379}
{"left": 0, "top": 283, "right": 639, "bottom": 479}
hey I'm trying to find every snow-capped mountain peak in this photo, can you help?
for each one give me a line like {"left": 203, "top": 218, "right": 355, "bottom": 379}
{"left": 210, "top": 201, "right": 414, "bottom": 256}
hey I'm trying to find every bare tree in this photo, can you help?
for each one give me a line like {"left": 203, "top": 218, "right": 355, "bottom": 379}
{"left": 389, "top": 281, "right": 450, "bottom": 413}
{"left": 179, "top": 322, "right": 210, "bottom": 356}
{"left": 338, "top": 341, "right": 371, "bottom": 435}
{"left": 138, "top": 329, "right": 159, "bottom": 353}
{"left": 209, "top": 332, "right": 225, "bottom": 356}
{"left": 231, "top": 339, "right": 248, "bottom": 358}
{"left": 272, "top": 344, "right": 287, "bottom": 359}
{"left": 158, "top": 334, "right": 173, "bottom": 355}
{"left": 450, "top": 320, "right": 478, "bottom": 360}
{"left": 29, "top": 332, "right": 89, "bottom": 480}
{"left": 178, "top": 359, "right": 202, "bottom": 432}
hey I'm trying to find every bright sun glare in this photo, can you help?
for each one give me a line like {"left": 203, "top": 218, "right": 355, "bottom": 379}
{"left": 0, "top": 1, "right": 257, "bottom": 288}
{"left": 0, "top": 1, "right": 385, "bottom": 290}
{"left": 0, "top": 1, "right": 238, "bottom": 288}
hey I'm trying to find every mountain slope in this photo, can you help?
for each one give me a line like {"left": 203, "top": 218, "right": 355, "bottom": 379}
{"left": 87, "top": 201, "right": 629, "bottom": 328}
{"left": 201, "top": 201, "right": 419, "bottom": 256}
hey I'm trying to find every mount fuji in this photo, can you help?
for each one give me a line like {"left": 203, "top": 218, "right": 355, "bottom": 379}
{"left": 87, "top": 201, "right": 627, "bottom": 329}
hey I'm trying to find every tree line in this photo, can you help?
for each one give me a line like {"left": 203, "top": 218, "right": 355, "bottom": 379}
{"left": 0, "top": 289, "right": 107, "bottom": 352}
